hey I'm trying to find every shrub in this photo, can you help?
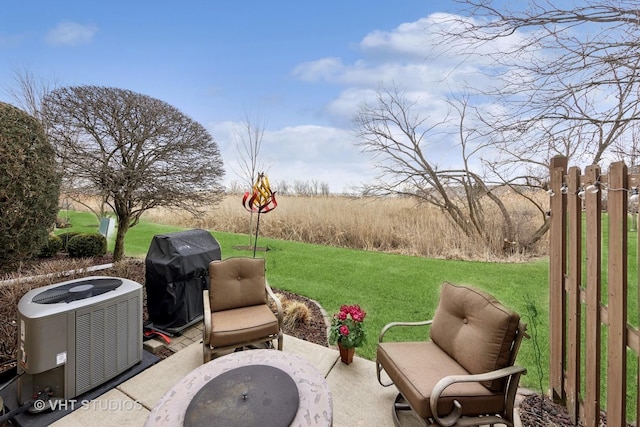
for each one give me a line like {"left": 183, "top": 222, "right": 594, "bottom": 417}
{"left": 0, "top": 102, "right": 61, "bottom": 270}
{"left": 269, "top": 292, "right": 289, "bottom": 314}
{"left": 67, "top": 233, "right": 107, "bottom": 258}
{"left": 283, "top": 301, "right": 310, "bottom": 330}
{"left": 58, "top": 232, "right": 81, "bottom": 251}
{"left": 38, "top": 234, "right": 63, "bottom": 258}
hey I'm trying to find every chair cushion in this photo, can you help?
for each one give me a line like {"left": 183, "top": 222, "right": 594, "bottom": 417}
{"left": 429, "top": 282, "right": 520, "bottom": 391}
{"left": 377, "top": 341, "right": 504, "bottom": 419}
{"left": 209, "top": 304, "right": 279, "bottom": 347}
{"left": 209, "top": 258, "right": 267, "bottom": 311}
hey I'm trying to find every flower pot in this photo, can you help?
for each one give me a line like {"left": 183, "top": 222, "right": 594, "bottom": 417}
{"left": 338, "top": 343, "right": 355, "bottom": 364}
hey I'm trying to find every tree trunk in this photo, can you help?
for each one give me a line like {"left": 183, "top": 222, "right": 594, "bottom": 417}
{"left": 484, "top": 190, "right": 517, "bottom": 248}
{"left": 521, "top": 219, "right": 551, "bottom": 251}
{"left": 112, "top": 216, "right": 130, "bottom": 262}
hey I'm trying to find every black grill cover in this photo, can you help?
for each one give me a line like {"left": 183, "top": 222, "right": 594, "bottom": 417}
{"left": 145, "top": 229, "right": 221, "bottom": 333}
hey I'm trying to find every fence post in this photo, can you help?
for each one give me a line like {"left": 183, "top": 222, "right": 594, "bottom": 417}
{"left": 607, "top": 161, "right": 628, "bottom": 426}
{"left": 634, "top": 172, "right": 640, "bottom": 427}
{"left": 566, "top": 166, "right": 581, "bottom": 422}
{"left": 549, "top": 155, "right": 568, "bottom": 402}
{"left": 584, "top": 164, "right": 602, "bottom": 427}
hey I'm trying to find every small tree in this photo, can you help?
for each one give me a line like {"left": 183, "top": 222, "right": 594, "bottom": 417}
{"left": 232, "top": 113, "right": 270, "bottom": 246}
{"left": 3, "top": 66, "right": 58, "bottom": 123}
{"left": 42, "top": 86, "right": 225, "bottom": 261}
{"left": 0, "top": 102, "right": 61, "bottom": 269}
{"left": 353, "top": 85, "right": 516, "bottom": 254}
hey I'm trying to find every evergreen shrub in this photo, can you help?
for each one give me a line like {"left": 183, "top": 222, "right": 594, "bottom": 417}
{"left": 67, "top": 233, "right": 107, "bottom": 258}
{"left": 38, "top": 234, "right": 63, "bottom": 258}
{"left": 58, "top": 231, "right": 81, "bottom": 251}
{"left": 0, "top": 102, "right": 61, "bottom": 270}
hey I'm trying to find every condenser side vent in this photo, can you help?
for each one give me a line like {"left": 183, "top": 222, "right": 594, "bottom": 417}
{"left": 75, "top": 294, "right": 141, "bottom": 396}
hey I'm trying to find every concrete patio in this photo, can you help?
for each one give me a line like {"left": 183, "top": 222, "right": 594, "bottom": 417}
{"left": 45, "top": 331, "right": 523, "bottom": 427}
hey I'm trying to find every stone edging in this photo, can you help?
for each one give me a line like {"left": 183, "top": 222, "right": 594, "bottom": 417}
{"left": 305, "top": 297, "right": 333, "bottom": 347}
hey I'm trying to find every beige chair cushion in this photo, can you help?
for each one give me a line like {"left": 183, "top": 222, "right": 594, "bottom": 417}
{"left": 377, "top": 341, "right": 505, "bottom": 419}
{"left": 429, "top": 282, "right": 520, "bottom": 391}
{"left": 209, "top": 304, "right": 279, "bottom": 347}
{"left": 209, "top": 257, "right": 267, "bottom": 312}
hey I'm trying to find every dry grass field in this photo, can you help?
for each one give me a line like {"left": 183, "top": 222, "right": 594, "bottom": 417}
{"left": 139, "top": 193, "right": 549, "bottom": 262}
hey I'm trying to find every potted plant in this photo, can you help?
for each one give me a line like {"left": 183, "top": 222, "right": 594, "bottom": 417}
{"left": 328, "top": 304, "right": 367, "bottom": 364}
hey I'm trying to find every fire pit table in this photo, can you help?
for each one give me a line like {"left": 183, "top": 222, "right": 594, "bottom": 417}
{"left": 145, "top": 349, "right": 333, "bottom": 427}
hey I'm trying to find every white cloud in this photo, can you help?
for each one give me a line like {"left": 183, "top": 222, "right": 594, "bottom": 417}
{"left": 268, "top": 125, "right": 363, "bottom": 164}
{"left": 46, "top": 22, "right": 98, "bottom": 46}
{"left": 221, "top": 12, "right": 537, "bottom": 193}
{"left": 359, "top": 17, "right": 435, "bottom": 58}
{"left": 293, "top": 12, "right": 537, "bottom": 161}
{"left": 292, "top": 57, "right": 345, "bottom": 82}
{"left": 209, "top": 120, "right": 375, "bottom": 194}
{"left": 295, "top": 12, "right": 530, "bottom": 92}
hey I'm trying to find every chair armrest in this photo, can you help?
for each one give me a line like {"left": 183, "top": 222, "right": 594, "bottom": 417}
{"left": 203, "top": 289, "right": 211, "bottom": 345}
{"left": 430, "top": 365, "right": 527, "bottom": 427}
{"left": 376, "top": 320, "right": 433, "bottom": 387}
{"left": 378, "top": 320, "right": 433, "bottom": 343}
{"left": 265, "top": 279, "right": 284, "bottom": 325}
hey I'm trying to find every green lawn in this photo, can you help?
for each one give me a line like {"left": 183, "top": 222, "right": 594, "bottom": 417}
{"left": 57, "top": 210, "right": 551, "bottom": 392}
{"left": 56, "top": 209, "right": 640, "bottom": 419}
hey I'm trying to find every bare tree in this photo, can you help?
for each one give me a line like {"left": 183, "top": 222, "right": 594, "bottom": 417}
{"left": 231, "top": 112, "right": 270, "bottom": 246}
{"left": 276, "top": 180, "right": 290, "bottom": 196}
{"left": 232, "top": 112, "right": 270, "bottom": 189}
{"left": 407, "top": 0, "right": 640, "bottom": 248}
{"left": 442, "top": 0, "right": 640, "bottom": 173}
{"left": 612, "top": 122, "right": 640, "bottom": 170}
{"left": 3, "top": 66, "right": 58, "bottom": 121}
{"left": 291, "top": 179, "right": 330, "bottom": 196}
{"left": 354, "top": 84, "right": 515, "bottom": 253}
{"left": 320, "top": 182, "right": 331, "bottom": 197}
{"left": 42, "top": 85, "right": 225, "bottom": 261}
{"left": 293, "top": 180, "right": 308, "bottom": 196}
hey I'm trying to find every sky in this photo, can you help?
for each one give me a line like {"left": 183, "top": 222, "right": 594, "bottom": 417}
{"left": 1, "top": 1, "right": 489, "bottom": 194}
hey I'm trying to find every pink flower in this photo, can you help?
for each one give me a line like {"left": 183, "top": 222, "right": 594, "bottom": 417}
{"left": 329, "top": 303, "right": 367, "bottom": 348}
{"left": 347, "top": 305, "right": 366, "bottom": 322}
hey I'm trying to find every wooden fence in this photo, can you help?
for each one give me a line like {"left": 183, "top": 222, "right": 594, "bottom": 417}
{"left": 548, "top": 156, "right": 639, "bottom": 426}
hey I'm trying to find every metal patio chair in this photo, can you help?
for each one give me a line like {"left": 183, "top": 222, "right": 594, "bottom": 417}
{"left": 376, "top": 282, "right": 527, "bottom": 426}
{"left": 202, "top": 257, "right": 283, "bottom": 363}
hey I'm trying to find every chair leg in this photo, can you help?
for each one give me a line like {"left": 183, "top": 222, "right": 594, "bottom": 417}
{"left": 392, "top": 393, "right": 428, "bottom": 427}
{"left": 377, "top": 361, "right": 394, "bottom": 387}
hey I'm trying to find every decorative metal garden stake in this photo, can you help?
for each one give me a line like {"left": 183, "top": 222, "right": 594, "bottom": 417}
{"left": 242, "top": 173, "right": 277, "bottom": 257}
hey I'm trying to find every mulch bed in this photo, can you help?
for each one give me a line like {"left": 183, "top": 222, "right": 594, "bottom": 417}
{"left": 517, "top": 393, "right": 634, "bottom": 426}
{"left": 519, "top": 394, "right": 585, "bottom": 427}
{"left": 0, "top": 256, "right": 328, "bottom": 369}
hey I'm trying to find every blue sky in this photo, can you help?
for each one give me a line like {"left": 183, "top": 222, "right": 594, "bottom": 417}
{"left": 0, "top": 1, "right": 479, "bottom": 193}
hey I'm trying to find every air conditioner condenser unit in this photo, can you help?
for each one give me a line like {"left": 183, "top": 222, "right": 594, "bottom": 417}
{"left": 16, "top": 276, "right": 143, "bottom": 405}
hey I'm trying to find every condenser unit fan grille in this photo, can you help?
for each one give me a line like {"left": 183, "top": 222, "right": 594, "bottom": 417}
{"left": 32, "top": 278, "right": 123, "bottom": 304}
